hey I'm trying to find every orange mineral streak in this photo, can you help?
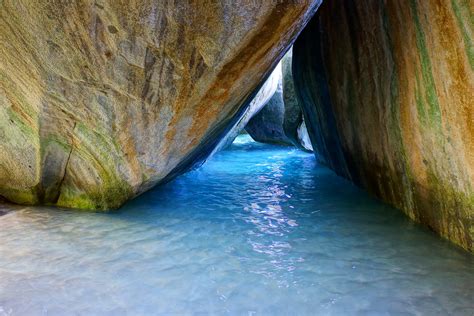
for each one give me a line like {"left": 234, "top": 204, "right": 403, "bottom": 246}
{"left": 162, "top": 2, "right": 314, "bottom": 170}
{"left": 0, "top": 0, "right": 320, "bottom": 209}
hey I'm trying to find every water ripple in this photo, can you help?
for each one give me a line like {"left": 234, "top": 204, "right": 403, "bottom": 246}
{"left": 0, "top": 135, "right": 473, "bottom": 315}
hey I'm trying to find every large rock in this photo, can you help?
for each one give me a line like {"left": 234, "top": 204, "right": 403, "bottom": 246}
{"left": 0, "top": 0, "right": 321, "bottom": 209}
{"left": 293, "top": 0, "right": 474, "bottom": 251}
{"left": 246, "top": 50, "right": 312, "bottom": 150}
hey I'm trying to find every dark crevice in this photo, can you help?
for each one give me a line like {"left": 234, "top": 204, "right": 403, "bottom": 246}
{"left": 53, "top": 122, "right": 77, "bottom": 204}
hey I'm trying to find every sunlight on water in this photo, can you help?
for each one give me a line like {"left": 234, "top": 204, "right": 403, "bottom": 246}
{"left": 0, "top": 135, "right": 473, "bottom": 315}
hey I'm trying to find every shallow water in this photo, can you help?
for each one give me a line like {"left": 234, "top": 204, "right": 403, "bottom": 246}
{"left": 0, "top": 135, "right": 473, "bottom": 315}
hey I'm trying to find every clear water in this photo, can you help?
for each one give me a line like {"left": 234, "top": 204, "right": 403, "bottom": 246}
{"left": 0, "top": 135, "right": 473, "bottom": 316}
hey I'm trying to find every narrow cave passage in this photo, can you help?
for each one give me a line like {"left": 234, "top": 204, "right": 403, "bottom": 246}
{"left": 0, "top": 135, "right": 473, "bottom": 314}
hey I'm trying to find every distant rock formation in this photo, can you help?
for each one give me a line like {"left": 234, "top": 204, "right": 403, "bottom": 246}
{"left": 246, "top": 50, "right": 313, "bottom": 151}
{"left": 212, "top": 63, "right": 281, "bottom": 153}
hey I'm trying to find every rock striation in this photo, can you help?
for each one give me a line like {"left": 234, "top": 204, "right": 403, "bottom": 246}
{"left": 293, "top": 0, "right": 474, "bottom": 251}
{"left": 0, "top": 0, "right": 321, "bottom": 209}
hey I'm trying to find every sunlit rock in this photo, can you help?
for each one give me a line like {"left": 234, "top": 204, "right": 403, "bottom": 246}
{"left": 297, "top": 120, "right": 313, "bottom": 152}
{"left": 0, "top": 0, "right": 321, "bottom": 209}
{"left": 293, "top": 0, "right": 474, "bottom": 251}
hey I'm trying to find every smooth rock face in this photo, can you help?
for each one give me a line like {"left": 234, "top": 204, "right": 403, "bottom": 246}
{"left": 212, "top": 64, "right": 280, "bottom": 153}
{"left": 293, "top": 0, "right": 474, "bottom": 251}
{"left": 0, "top": 0, "right": 321, "bottom": 209}
{"left": 246, "top": 50, "right": 312, "bottom": 150}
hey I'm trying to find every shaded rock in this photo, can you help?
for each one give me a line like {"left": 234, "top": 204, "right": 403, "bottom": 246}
{"left": 245, "top": 63, "right": 292, "bottom": 145}
{"left": 293, "top": 0, "right": 474, "bottom": 251}
{"left": 0, "top": 0, "right": 321, "bottom": 209}
{"left": 0, "top": 201, "right": 18, "bottom": 217}
{"left": 282, "top": 48, "right": 310, "bottom": 150}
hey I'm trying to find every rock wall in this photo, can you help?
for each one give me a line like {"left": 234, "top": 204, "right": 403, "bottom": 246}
{"left": 0, "top": 0, "right": 321, "bottom": 210}
{"left": 293, "top": 0, "right": 473, "bottom": 251}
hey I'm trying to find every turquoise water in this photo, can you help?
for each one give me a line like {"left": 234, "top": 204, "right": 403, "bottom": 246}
{"left": 0, "top": 135, "right": 473, "bottom": 315}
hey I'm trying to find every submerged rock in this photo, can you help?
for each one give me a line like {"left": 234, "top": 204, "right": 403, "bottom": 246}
{"left": 246, "top": 50, "right": 312, "bottom": 150}
{"left": 0, "top": 0, "right": 321, "bottom": 210}
{"left": 293, "top": 0, "right": 474, "bottom": 251}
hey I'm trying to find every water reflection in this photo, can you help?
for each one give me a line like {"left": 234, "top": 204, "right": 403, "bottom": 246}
{"left": 235, "top": 151, "right": 306, "bottom": 287}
